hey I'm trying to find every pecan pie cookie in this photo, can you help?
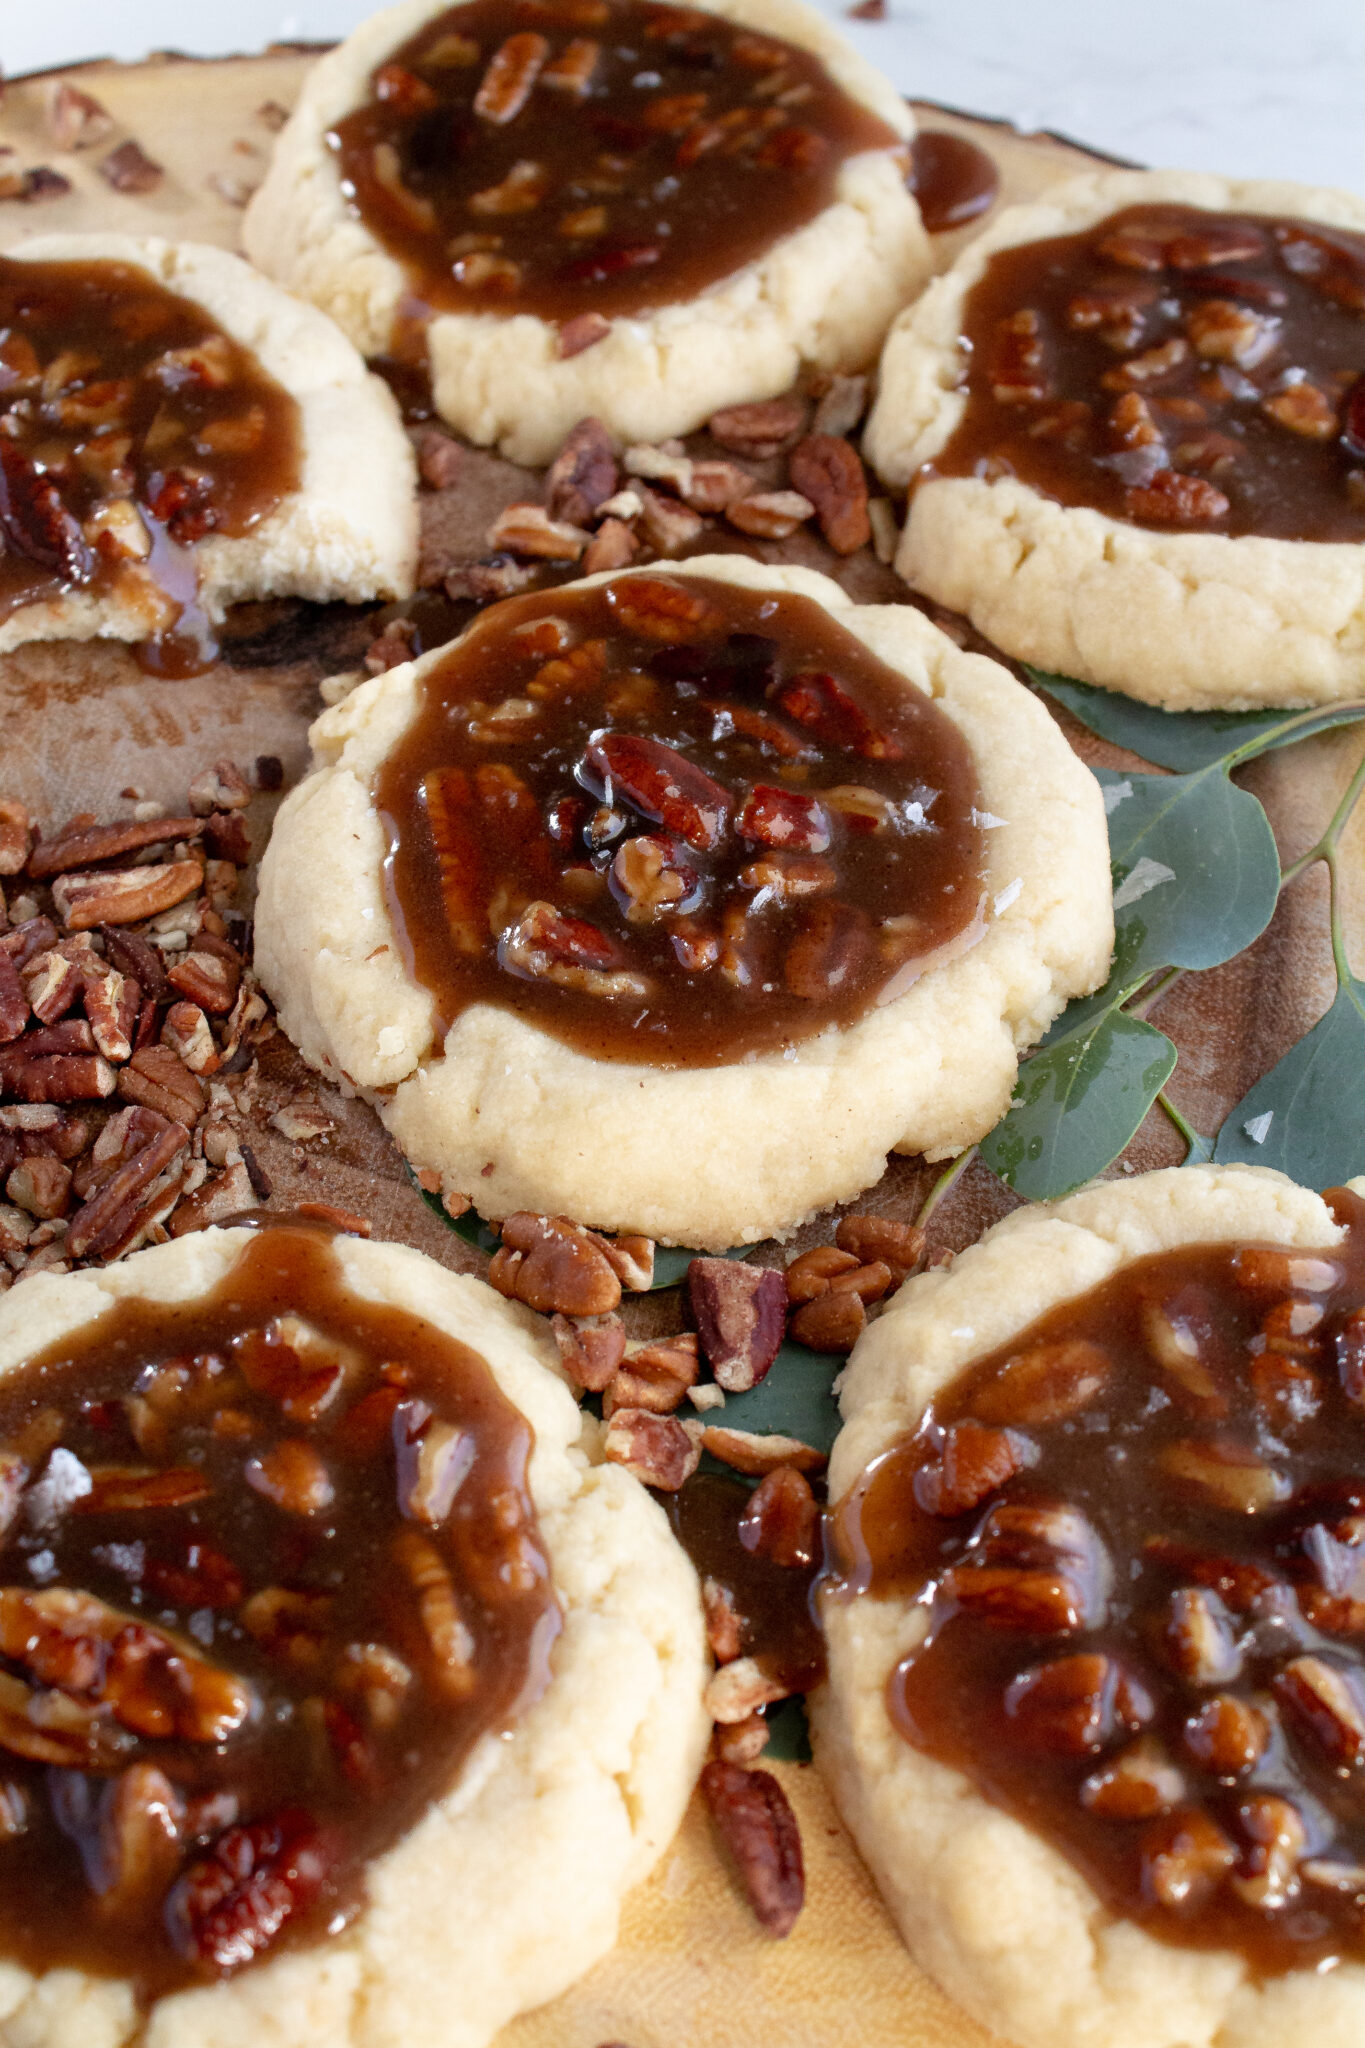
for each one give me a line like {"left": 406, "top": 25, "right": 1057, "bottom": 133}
{"left": 0, "top": 233, "right": 416, "bottom": 673}
{"left": 865, "top": 170, "right": 1365, "bottom": 710}
{"left": 252, "top": 556, "right": 1111, "bottom": 1248}
{"left": 0, "top": 1217, "right": 708, "bottom": 2048}
{"left": 243, "top": 0, "right": 928, "bottom": 466}
{"left": 816, "top": 1164, "right": 1365, "bottom": 2048}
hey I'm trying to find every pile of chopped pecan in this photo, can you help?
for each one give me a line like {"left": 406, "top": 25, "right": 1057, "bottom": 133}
{"left": 0, "top": 763, "right": 294, "bottom": 1284}
{"left": 381, "top": 378, "right": 903, "bottom": 634}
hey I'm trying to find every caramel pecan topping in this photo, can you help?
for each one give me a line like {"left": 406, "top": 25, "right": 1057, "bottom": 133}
{"left": 0, "top": 1225, "right": 557, "bottom": 1993}
{"left": 329, "top": 0, "right": 902, "bottom": 321}
{"left": 933, "top": 202, "right": 1365, "bottom": 541}
{"left": 825, "top": 1187, "right": 1365, "bottom": 1975}
{"left": 377, "top": 573, "right": 984, "bottom": 1067}
{"left": 0, "top": 253, "right": 300, "bottom": 674}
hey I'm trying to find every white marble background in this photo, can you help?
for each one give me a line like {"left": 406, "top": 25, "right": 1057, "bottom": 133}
{"left": 7, "top": 0, "right": 1363, "bottom": 189}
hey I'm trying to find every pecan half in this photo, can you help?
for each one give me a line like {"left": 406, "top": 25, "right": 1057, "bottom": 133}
{"left": 584, "top": 732, "right": 730, "bottom": 851}
{"left": 491, "top": 1211, "right": 622, "bottom": 1315}
{"left": 51, "top": 861, "right": 203, "bottom": 931}
{"left": 739, "top": 1466, "right": 818, "bottom": 1568}
{"left": 116, "top": 1044, "right": 205, "bottom": 1124}
{"left": 27, "top": 815, "right": 201, "bottom": 880}
{"left": 701, "top": 1760, "right": 804, "bottom": 1938}
{"left": 788, "top": 435, "right": 870, "bottom": 554}
{"left": 707, "top": 397, "right": 807, "bottom": 458}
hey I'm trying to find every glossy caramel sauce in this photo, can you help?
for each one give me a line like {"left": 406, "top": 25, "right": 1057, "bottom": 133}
{"left": 329, "top": 0, "right": 904, "bottom": 326}
{"left": 666, "top": 1472, "right": 824, "bottom": 1691}
{"left": 928, "top": 204, "right": 1365, "bottom": 540}
{"left": 908, "top": 130, "right": 997, "bottom": 234}
{"left": 0, "top": 1222, "right": 558, "bottom": 1996}
{"left": 376, "top": 572, "right": 986, "bottom": 1065}
{"left": 0, "top": 255, "right": 301, "bottom": 676}
{"left": 826, "top": 1189, "right": 1365, "bottom": 1974}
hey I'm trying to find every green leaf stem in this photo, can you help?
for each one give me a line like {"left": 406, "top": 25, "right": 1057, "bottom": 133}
{"left": 1030, "top": 670, "right": 1365, "bottom": 773}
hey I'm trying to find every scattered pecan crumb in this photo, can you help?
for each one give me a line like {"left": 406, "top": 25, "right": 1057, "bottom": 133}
{"left": 99, "top": 140, "right": 164, "bottom": 194}
{"left": 557, "top": 312, "right": 612, "bottom": 359}
{"left": 47, "top": 83, "right": 114, "bottom": 151}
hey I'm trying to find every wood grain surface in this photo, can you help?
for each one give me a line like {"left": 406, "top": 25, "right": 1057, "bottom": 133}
{"left": 2, "top": 47, "right": 1363, "bottom": 2048}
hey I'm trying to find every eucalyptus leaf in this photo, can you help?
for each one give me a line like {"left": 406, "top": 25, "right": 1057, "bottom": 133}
{"left": 1212, "top": 977, "right": 1365, "bottom": 1186}
{"left": 980, "top": 1009, "right": 1177, "bottom": 1199}
{"left": 1099, "top": 766, "right": 1281, "bottom": 976}
{"left": 762, "top": 1693, "right": 812, "bottom": 1763}
{"left": 708, "top": 1337, "right": 846, "bottom": 1456}
{"left": 1031, "top": 669, "right": 1365, "bottom": 773}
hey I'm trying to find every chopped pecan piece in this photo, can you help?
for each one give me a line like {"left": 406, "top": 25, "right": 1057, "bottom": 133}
{"left": 498, "top": 901, "right": 649, "bottom": 999}
{"left": 706, "top": 397, "right": 807, "bottom": 458}
{"left": 0, "top": 799, "right": 30, "bottom": 876}
{"left": 973, "top": 1339, "right": 1111, "bottom": 1427}
{"left": 1274, "top": 1654, "right": 1365, "bottom": 1765}
{"left": 47, "top": 82, "right": 115, "bottom": 150}
{"left": 166, "top": 1810, "right": 325, "bottom": 1973}
{"left": 1263, "top": 382, "right": 1338, "bottom": 439}
{"left": 1004, "top": 1651, "right": 1152, "bottom": 1757}
{"left": 582, "top": 517, "right": 638, "bottom": 571}
{"left": 541, "top": 36, "right": 600, "bottom": 92}
{"left": 700, "top": 1760, "right": 804, "bottom": 1938}
{"left": 701, "top": 1426, "right": 826, "bottom": 1476}
{"left": 610, "top": 833, "right": 699, "bottom": 923}
{"left": 1160, "top": 1439, "right": 1288, "bottom": 1513}
{"left": 739, "top": 1466, "right": 818, "bottom": 1568}
{"left": 9, "top": 1052, "right": 115, "bottom": 1105}
{"left": 1081, "top": 1737, "right": 1183, "bottom": 1821}
{"left": 914, "top": 1420, "right": 1034, "bottom": 1517}
{"left": 788, "top": 1289, "right": 865, "bottom": 1353}
{"left": 551, "top": 1312, "right": 626, "bottom": 1390}
{"left": 637, "top": 484, "right": 704, "bottom": 554}
{"left": 704, "top": 1654, "right": 790, "bottom": 1723}
{"left": 51, "top": 860, "right": 202, "bottom": 931}
{"left": 474, "top": 33, "right": 549, "bottom": 122}
{"left": 557, "top": 312, "right": 612, "bottom": 359}
{"left": 1183, "top": 1694, "right": 1268, "bottom": 1777}
{"left": 1141, "top": 1808, "right": 1237, "bottom": 1910}
{"left": 117, "top": 1044, "right": 205, "bottom": 1124}
{"left": 1124, "top": 468, "right": 1230, "bottom": 523}
{"left": 702, "top": 1577, "right": 743, "bottom": 1663}
{"left": 688, "top": 1258, "right": 786, "bottom": 1392}
{"left": 245, "top": 1441, "right": 333, "bottom": 1516}
{"left": 737, "top": 785, "right": 830, "bottom": 854}
{"left": 99, "top": 139, "right": 164, "bottom": 193}
{"left": 726, "top": 490, "right": 813, "bottom": 540}
{"left": 1164, "top": 1585, "right": 1241, "bottom": 1686}
{"left": 545, "top": 416, "right": 618, "bottom": 526}
{"left": 487, "top": 502, "right": 590, "bottom": 559}
{"left": 602, "top": 1408, "right": 700, "bottom": 1489}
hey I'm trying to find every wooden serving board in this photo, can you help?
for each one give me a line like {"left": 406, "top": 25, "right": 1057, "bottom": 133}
{"left": 1, "top": 47, "right": 1363, "bottom": 2048}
